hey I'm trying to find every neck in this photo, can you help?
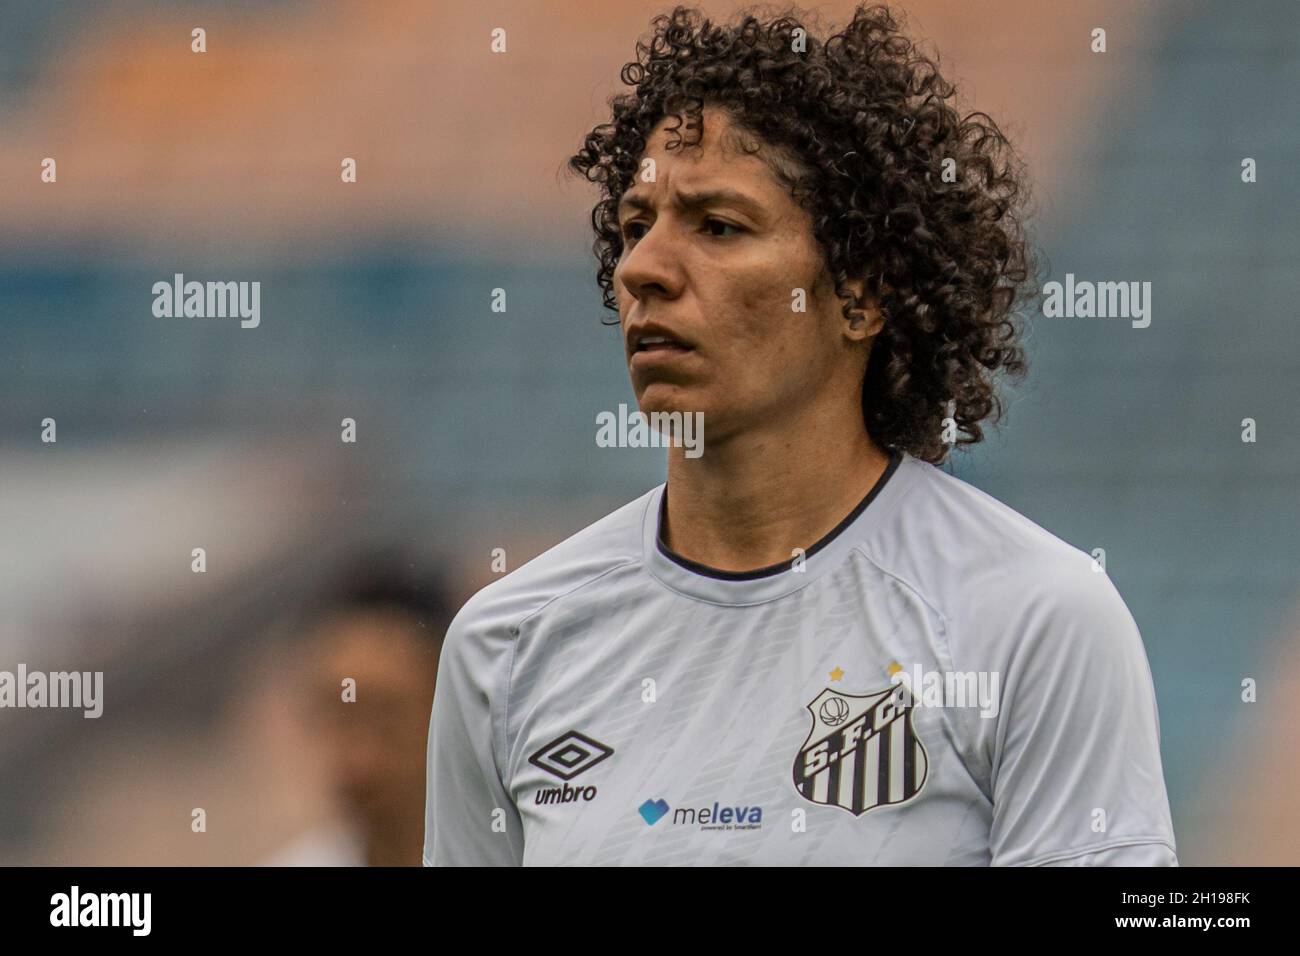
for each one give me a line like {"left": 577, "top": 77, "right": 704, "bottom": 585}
{"left": 662, "top": 403, "right": 890, "bottom": 573}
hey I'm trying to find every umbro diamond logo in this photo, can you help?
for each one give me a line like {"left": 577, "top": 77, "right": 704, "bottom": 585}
{"left": 528, "top": 730, "right": 614, "bottom": 781}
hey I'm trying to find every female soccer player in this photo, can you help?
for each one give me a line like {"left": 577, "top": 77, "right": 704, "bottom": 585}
{"left": 425, "top": 4, "right": 1177, "bottom": 866}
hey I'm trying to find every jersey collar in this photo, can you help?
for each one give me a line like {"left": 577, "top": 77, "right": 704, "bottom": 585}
{"left": 641, "top": 448, "right": 906, "bottom": 605}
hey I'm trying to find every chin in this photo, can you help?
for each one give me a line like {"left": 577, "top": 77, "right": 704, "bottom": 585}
{"left": 635, "top": 385, "right": 705, "bottom": 420}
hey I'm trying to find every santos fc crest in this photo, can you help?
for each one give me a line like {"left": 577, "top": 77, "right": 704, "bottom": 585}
{"left": 792, "top": 684, "right": 928, "bottom": 816}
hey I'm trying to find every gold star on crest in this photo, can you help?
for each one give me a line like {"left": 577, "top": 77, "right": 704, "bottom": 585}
{"left": 829, "top": 666, "right": 844, "bottom": 682}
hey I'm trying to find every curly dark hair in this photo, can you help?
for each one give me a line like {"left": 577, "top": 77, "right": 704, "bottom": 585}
{"left": 567, "top": 3, "right": 1039, "bottom": 465}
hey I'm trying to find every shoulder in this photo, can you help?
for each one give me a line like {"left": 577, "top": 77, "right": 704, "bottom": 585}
{"left": 865, "top": 454, "right": 1137, "bottom": 653}
{"left": 442, "top": 488, "right": 655, "bottom": 660}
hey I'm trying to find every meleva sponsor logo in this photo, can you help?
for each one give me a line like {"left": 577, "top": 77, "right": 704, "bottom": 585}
{"left": 638, "top": 797, "right": 764, "bottom": 831}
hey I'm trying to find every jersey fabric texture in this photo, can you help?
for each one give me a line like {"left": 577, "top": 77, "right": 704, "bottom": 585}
{"left": 424, "top": 449, "right": 1178, "bottom": 866}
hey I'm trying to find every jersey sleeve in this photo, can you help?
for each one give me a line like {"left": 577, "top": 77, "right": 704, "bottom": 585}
{"left": 1032, "top": 842, "right": 1178, "bottom": 866}
{"left": 987, "top": 560, "right": 1178, "bottom": 866}
{"left": 423, "top": 601, "right": 525, "bottom": 866}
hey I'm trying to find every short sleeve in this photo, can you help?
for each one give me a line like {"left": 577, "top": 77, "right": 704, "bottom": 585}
{"left": 424, "top": 603, "right": 525, "bottom": 866}
{"left": 988, "top": 561, "right": 1177, "bottom": 866}
{"left": 1033, "top": 842, "right": 1178, "bottom": 866}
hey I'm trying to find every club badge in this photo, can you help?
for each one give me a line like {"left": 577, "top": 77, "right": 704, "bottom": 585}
{"left": 792, "top": 684, "right": 928, "bottom": 816}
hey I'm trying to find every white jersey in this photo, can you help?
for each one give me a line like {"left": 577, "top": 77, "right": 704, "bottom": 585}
{"left": 424, "top": 449, "right": 1178, "bottom": 866}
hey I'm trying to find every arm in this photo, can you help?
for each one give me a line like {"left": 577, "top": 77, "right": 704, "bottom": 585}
{"left": 423, "top": 607, "right": 525, "bottom": 866}
{"left": 988, "top": 560, "right": 1177, "bottom": 866}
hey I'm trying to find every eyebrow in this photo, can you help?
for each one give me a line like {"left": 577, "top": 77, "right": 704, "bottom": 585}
{"left": 617, "top": 186, "right": 766, "bottom": 222}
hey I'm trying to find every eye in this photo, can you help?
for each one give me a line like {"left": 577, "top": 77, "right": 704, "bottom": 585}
{"left": 704, "top": 218, "right": 744, "bottom": 238}
{"left": 621, "top": 220, "right": 649, "bottom": 242}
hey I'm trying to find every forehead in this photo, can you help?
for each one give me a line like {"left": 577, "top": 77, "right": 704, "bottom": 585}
{"left": 642, "top": 105, "right": 752, "bottom": 155}
{"left": 626, "top": 107, "right": 789, "bottom": 199}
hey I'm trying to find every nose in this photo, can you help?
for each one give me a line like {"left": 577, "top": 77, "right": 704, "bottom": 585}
{"left": 616, "top": 219, "right": 683, "bottom": 307}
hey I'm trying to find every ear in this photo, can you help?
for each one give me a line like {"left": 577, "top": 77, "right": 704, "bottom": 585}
{"left": 841, "top": 276, "right": 885, "bottom": 341}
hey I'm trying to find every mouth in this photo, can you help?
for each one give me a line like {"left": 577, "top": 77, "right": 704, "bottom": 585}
{"left": 629, "top": 331, "right": 695, "bottom": 371}
{"left": 627, "top": 324, "right": 696, "bottom": 362}
{"left": 634, "top": 335, "right": 692, "bottom": 354}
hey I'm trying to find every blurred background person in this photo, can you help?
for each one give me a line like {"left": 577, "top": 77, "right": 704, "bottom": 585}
{"left": 265, "top": 554, "right": 451, "bottom": 867}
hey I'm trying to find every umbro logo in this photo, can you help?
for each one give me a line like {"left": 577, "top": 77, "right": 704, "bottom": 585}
{"left": 528, "top": 730, "right": 614, "bottom": 781}
{"left": 529, "top": 730, "right": 614, "bottom": 808}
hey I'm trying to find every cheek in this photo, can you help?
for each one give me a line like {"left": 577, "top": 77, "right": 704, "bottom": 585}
{"left": 732, "top": 267, "right": 819, "bottom": 360}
